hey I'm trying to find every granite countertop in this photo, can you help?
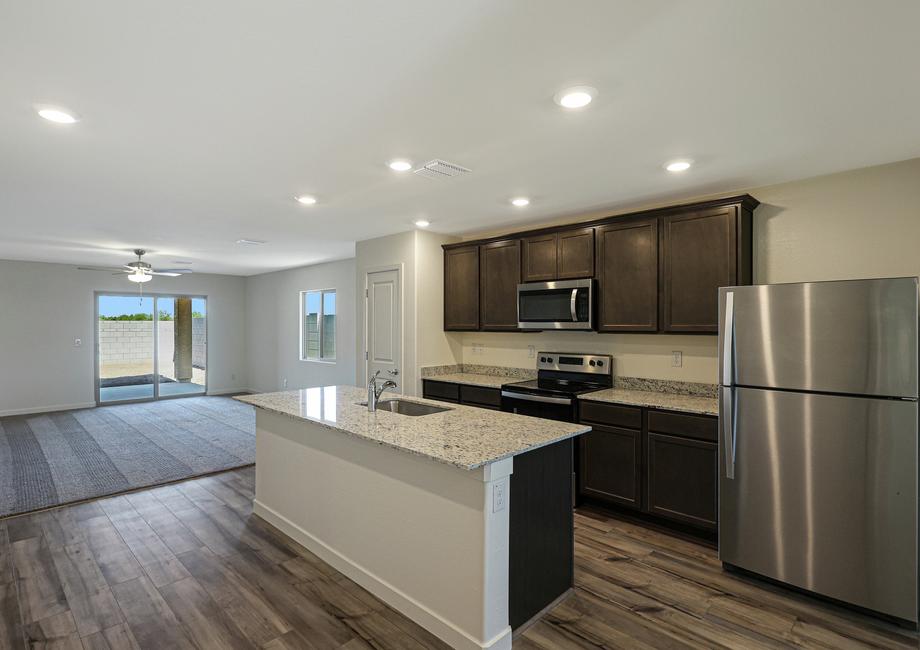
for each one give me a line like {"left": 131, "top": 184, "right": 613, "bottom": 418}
{"left": 578, "top": 388, "right": 718, "bottom": 416}
{"left": 422, "top": 373, "right": 512, "bottom": 389}
{"left": 235, "top": 386, "right": 590, "bottom": 471}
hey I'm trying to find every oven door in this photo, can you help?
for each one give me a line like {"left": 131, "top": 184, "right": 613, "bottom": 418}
{"left": 517, "top": 279, "right": 593, "bottom": 330}
{"left": 501, "top": 391, "right": 574, "bottom": 422}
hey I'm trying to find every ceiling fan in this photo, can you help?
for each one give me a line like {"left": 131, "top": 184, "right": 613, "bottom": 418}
{"left": 78, "top": 249, "right": 193, "bottom": 283}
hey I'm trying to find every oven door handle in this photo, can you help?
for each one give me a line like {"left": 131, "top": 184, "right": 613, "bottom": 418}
{"left": 501, "top": 391, "right": 572, "bottom": 405}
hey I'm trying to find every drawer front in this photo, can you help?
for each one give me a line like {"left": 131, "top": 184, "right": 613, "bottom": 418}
{"left": 647, "top": 432, "right": 717, "bottom": 530}
{"left": 422, "top": 380, "right": 460, "bottom": 403}
{"left": 579, "top": 401, "right": 642, "bottom": 430}
{"left": 460, "top": 385, "right": 502, "bottom": 408}
{"left": 647, "top": 409, "right": 717, "bottom": 442}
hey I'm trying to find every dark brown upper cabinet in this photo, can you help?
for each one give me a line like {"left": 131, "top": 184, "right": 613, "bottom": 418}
{"left": 443, "top": 194, "right": 756, "bottom": 334}
{"left": 596, "top": 217, "right": 658, "bottom": 332}
{"left": 521, "top": 233, "right": 557, "bottom": 282}
{"left": 522, "top": 228, "right": 595, "bottom": 282}
{"left": 443, "top": 244, "right": 480, "bottom": 330}
{"left": 660, "top": 205, "right": 743, "bottom": 332}
{"left": 480, "top": 239, "right": 521, "bottom": 331}
{"left": 557, "top": 228, "right": 595, "bottom": 279}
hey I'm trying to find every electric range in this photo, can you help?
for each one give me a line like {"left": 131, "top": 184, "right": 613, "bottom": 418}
{"left": 501, "top": 352, "right": 612, "bottom": 422}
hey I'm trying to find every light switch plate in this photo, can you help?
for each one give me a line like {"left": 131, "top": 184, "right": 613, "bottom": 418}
{"left": 73, "top": 338, "right": 82, "bottom": 348}
{"left": 671, "top": 351, "right": 682, "bottom": 367}
{"left": 527, "top": 345, "right": 535, "bottom": 358}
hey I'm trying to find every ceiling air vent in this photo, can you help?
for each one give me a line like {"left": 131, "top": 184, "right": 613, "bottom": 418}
{"left": 413, "top": 159, "right": 471, "bottom": 180}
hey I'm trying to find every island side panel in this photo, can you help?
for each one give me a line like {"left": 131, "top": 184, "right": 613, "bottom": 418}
{"left": 509, "top": 438, "right": 575, "bottom": 630}
{"left": 252, "top": 409, "right": 513, "bottom": 650}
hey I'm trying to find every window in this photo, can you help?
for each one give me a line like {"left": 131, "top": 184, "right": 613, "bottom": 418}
{"left": 302, "top": 289, "right": 336, "bottom": 361}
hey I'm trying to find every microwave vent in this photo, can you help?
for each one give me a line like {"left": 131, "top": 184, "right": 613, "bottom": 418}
{"left": 413, "top": 159, "right": 471, "bottom": 180}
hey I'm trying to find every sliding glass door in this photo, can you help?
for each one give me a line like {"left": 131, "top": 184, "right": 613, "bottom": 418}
{"left": 96, "top": 293, "right": 207, "bottom": 404}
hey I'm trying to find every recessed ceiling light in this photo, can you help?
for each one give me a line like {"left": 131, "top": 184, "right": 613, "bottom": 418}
{"left": 414, "top": 219, "right": 430, "bottom": 228}
{"left": 295, "top": 195, "right": 317, "bottom": 205}
{"left": 665, "top": 160, "right": 693, "bottom": 172}
{"left": 553, "top": 86, "right": 596, "bottom": 109}
{"left": 236, "top": 239, "right": 266, "bottom": 245}
{"left": 36, "top": 106, "right": 79, "bottom": 124}
{"left": 511, "top": 197, "right": 530, "bottom": 207}
{"left": 388, "top": 160, "right": 413, "bottom": 172}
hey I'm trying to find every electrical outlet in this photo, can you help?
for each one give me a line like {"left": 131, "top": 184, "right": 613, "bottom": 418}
{"left": 671, "top": 351, "right": 683, "bottom": 368}
{"left": 73, "top": 338, "right": 82, "bottom": 348}
{"left": 492, "top": 480, "right": 507, "bottom": 513}
{"left": 527, "top": 345, "right": 536, "bottom": 359}
{"left": 282, "top": 378, "right": 288, "bottom": 389}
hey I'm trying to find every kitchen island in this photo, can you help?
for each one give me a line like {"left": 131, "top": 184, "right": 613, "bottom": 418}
{"left": 235, "top": 386, "right": 590, "bottom": 650}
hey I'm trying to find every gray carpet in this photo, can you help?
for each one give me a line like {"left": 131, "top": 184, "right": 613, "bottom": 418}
{"left": 0, "top": 396, "right": 255, "bottom": 518}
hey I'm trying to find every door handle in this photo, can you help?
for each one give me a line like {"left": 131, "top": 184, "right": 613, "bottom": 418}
{"left": 570, "top": 289, "right": 578, "bottom": 322}
{"left": 388, "top": 369, "right": 399, "bottom": 376}
{"left": 721, "top": 386, "right": 737, "bottom": 479}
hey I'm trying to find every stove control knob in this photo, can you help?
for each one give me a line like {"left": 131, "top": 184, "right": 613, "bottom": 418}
{"left": 547, "top": 357, "right": 553, "bottom": 363}
{"left": 596, "top": 360, "right": 604, "bottom": 367}
{"left": 540, "top": 356, "right": 547, "bottom": 363}
{"left": 589, "top": 360, "right": 596, "bottom": 367}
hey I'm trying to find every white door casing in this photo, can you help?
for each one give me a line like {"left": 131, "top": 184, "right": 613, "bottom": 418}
{"left": 366, "top": 268, "right": 402, "bottom": 393}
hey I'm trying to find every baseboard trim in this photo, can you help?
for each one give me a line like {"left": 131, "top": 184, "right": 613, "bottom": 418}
{"left": 0, "top": 402, "right": 97, "bottom": 417}
{"left": 207, "top": 388, "right": 254, "bottom": 396}
{"left": 253, "top": 499, "right": 512, "bottom": 650}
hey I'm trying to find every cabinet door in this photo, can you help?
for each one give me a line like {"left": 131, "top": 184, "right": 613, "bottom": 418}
{"left": 480, "top": 239, "right": 521, "bottom": 331}
{"left": 596, "top": 217, "right": 658, "bottom": 332}
{"left": 646, "top": 432, "right": 717, "bottom": 529}
{"left": 521, "top": 233, "right": 557, "bottom": 282}
{"left": 578, "top": 424, "right": 641, "bottom": 509}
{"left": 444, "top": 245, "right": 480, "bottom": 330}
{"left": 660, "top": 206, "right": 737, "bottom": 332}
{"left": 557, "top": 228, "right": 595, "bottom": 279}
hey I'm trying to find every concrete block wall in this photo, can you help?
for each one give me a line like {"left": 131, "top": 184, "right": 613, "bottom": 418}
{"left": 99, "top": 319, "right": 206, "bottom": 367}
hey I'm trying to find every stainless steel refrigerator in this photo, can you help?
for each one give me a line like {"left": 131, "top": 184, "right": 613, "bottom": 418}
{"left": 718, "top": 277, "right": 919, "bottom": 625}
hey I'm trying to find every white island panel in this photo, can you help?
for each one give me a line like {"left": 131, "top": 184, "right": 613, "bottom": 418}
{"left": 253, "top": 408, "right": 514, "bottom": 650}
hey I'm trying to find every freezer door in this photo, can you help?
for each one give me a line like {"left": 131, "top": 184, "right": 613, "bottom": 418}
{"left": 719, "top": 277, "right": 918, "bottom": 398}
{"left": 719, "top": 387, "right": 918, "bottom": 623}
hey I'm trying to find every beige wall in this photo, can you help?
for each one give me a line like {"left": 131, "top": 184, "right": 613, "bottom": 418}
{"left": 355, "top": 229, "right": 464, "bottom": 396}
{"left": 454, "top": 157, "right": 920, "bottom": 384}
{"left": 0, "top": 260, "right": 247, "bottom": 416}
{"left": 245, "top": 258, "right": 357, "bottom": 393}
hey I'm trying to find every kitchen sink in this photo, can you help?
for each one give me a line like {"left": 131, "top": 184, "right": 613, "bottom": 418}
{"left": 358, "top": 399, "right": 452, "bottom": 416}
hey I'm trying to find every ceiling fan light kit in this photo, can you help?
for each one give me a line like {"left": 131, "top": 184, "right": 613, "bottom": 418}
{"left": 77, "top": 248, "right": 192, "bottom": 294}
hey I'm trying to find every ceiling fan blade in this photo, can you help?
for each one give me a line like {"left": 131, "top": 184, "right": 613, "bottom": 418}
{"left": 77, "top": 266, "right": 128, "bottom": 272}
{"left": 151, "top": 269, "right": 192, "bottom": 276}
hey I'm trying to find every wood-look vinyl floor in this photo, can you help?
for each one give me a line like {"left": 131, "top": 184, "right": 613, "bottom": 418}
{"left": 0, "top": 468, "right": 916, "bottom": 649}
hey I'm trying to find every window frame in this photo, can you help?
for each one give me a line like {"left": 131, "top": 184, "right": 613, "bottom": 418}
{"left": 300, "top": 288, "right": 337, "bottom": 363}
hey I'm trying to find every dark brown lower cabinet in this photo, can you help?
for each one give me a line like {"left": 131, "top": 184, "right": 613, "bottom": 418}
{"left": 578, "top": 425, "right": 641, "bottom": 509}
{"left": 646, "top": 432, "right": 717, "bottom": 530}
{"left": 421, "top": 380, "right": 500, "bottom": 410}
{"left": 578, "top": 403, "right": 718, "bottom": 535}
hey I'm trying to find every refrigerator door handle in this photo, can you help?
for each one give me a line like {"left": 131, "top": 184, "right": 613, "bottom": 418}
{"left": 722, "top": 291, "right": 735, "bottom": 385}
{"left": 721, "top": 386, "right": 737, "bottom": 479}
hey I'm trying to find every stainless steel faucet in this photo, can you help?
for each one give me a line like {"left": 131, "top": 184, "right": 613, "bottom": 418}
{"left": 367, "top": 370, "right": 397, "bottom": 412}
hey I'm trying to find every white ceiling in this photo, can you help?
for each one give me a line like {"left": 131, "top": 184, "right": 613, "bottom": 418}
{"left": 2, "top": 1, "right": 919, "bottom": 275}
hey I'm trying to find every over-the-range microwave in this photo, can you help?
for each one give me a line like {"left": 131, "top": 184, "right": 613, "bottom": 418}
{"left": 517, "top": 279, "right": 594, "bottom": 330}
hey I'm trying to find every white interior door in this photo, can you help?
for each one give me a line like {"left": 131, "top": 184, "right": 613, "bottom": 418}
{"left": 366, "top": 269, "right": 401, "bottom": 393}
